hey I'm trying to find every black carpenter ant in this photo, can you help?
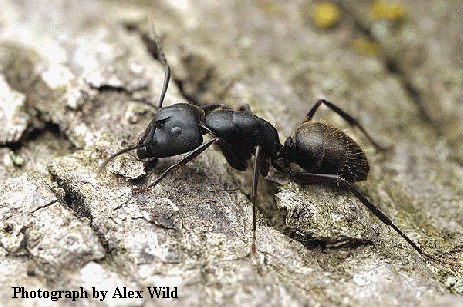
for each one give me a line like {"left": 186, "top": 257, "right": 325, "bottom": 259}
{"left": 98, "top": 25, "right": 443, "bottom": 262}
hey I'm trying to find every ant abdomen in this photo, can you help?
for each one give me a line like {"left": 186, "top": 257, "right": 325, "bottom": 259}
{"left": 284, "top": 122, "right": 369, "bottom": 182}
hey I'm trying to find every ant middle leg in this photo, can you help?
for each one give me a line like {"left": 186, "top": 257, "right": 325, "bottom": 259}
{"left": 250, "top": 145, "right": 263, "bottom": 256}
{"left": 304, "top": 99, "right": 392, "bottom": 151}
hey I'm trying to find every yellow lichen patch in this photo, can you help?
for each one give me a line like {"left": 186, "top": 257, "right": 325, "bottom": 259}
{"left": 351, "top": 37, "right": 382, "bottom": 56}
{"left": 313, "top": 2, "right": 342, "bottom": 29}
{"left": 371, "top": 0, "right": 405, "bottom": 21}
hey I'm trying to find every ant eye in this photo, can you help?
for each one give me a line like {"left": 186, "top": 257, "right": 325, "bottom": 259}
{"left": 170, "top": 126, "right": 182, "bottom": 138}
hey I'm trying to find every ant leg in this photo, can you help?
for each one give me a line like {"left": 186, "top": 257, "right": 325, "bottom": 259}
{"left": 148, "top": 14, "right": 170, "bottom": 109}
{"left": 250, "top": 145, "right": 263, "bottom": 256}
{"left": 290, "top": 171, "right": 442, "bottom": 263}
{"left": 132, "top": 137, "right": 220, "bottom": 194}
{"left": 304, "top": 99, "right": 391, "bottom": 151}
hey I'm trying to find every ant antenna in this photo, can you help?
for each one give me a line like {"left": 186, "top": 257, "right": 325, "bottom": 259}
{"left": 97, "top": 143, "right": 142, "bottom": 176}
{"left": 148, "top": 13, "right": 171, "bottom": 109}
{"left": 98, "top": 16, "right": 171, "bottom": 176}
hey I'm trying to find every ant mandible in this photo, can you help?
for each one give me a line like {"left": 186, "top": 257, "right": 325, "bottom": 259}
{"left": 98, "top": 22, "right": 441, "bottom": 262}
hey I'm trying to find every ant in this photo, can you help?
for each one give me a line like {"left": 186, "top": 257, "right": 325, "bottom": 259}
{"left": 98, "top": 23, "right": 444, "bottom": 263}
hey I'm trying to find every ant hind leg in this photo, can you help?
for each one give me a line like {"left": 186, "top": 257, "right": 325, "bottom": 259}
{"left": 288, "top": 171, "right": 444, "bottom": 263}
{"left": 304, "top": 99, "right": 392, "bottom": 151}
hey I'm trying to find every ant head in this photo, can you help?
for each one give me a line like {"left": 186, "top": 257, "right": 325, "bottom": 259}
{"left": 136, "top": 103, "right": 205, "bottom": 159}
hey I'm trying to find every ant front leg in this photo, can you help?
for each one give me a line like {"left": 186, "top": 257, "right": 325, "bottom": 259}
{"left": 304, "top": 99, "right": 392, "bottom": 151}
{"left": 132, "top": 137, "right": 220, "bottom": 194}
{"left": 289, "top": 171, "right": 445, "bottom": 263}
